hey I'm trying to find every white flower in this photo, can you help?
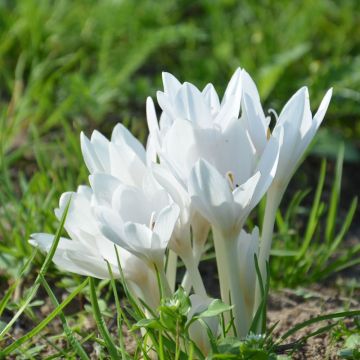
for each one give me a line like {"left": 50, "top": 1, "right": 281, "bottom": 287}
{"left": 254, "top": 86, "right": 332, "bottom": 314}
{"left": 272, "top": 86, "right": 333, "bottom": 189}
{"left": 80, "top": 124, "right": 180, "bottom": 270}
{"left": 80, "top": 123, "right": 149, "bottom": 186}
{"left": 187, "top": 129, "right": 281, "bottom": 237}
{"left": 95, "top": 181, "right": 180, "bottom": 269}
{"left": 146, "top": 68, "right": 244, "bottom": 154}
{"left": 29, "top": 186, "right": 161, "bottom": 309}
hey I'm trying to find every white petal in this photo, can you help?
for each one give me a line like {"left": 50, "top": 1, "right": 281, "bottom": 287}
{"left": 111, "top": 185, "right": 151, "bottom": 225}
{"left": 29, "top": 233, "right": 83, "bottom": 253}
{"left": 80, "top": 132, "right": 105, "bottom": 173}
{"left": 77, "top": 185, "right": 92, "bottom": 200}
{"left": 30, "top": 233, "right": 112, "bottom": 279}
{"left": 214, "top": 117, "right": 256, "bottom": 185}
{"left": 313, "top": 88, "right": 333, "bottom": 130}
{"left": 251, "top": 128, "right": 282, "bottom": 207}
{"left": 157, "top": 91, "right": 178, "bottom": 120}
{"left": 89, "top": 173, "right": 121, "bottom": 206}
{"left": 241, "top": 70, "right": 268, "bottom": 154}
{"left": 146, "top": 134, "right": 158, "bottom": 165}
{"left": 188, "top": 159, "right": 236, "bottom": 232}
{"left": 96, "top": 207, "right": 126, "bottom": 246}
{"left": 202, "top": 83, "right": 220, "bottom": 114}
{"left": 123, "top": 222, "right": 164, "bottom": 265}
{"left": 233, "top": 171, "right": 261, "bottom": 211}
{"left": 64, "top": 251, "right": 117, "bottom": 279}
{"left": 151, "top": 163, "right": 190, "bottom": 219}
{"left": 90, "top": 131, "right": 111, "bottom": 171}
{"left": 162, "top": 72, "right": 182, "bottom": 98}
{"left": 124, "top": 222, "right": 154, "bottom": 250}
{"left": 109, "top": 142, "right": 146, "bottom": 186}
{"left": 176, "top": 83, "right": 212, "bottom": 127}
{"left": 146, "top": 97, "right": 160, "bottom": 144}
{"left": 160, "top": 120, "right": 197, "bottom": 183}
{"left": 215, "top": 68, "right": 243, "bottom": 127}
{"left": 153, "top": 204, "right": 180, "bottom": 248}
{"left": 222, "top": 67, "right": 242, "bottom": 105}
{"left": 293, "top": 88, "right": 333, "bottom": 166}
{"left": 111, "top": 123, "right": 146, "bottom": 163}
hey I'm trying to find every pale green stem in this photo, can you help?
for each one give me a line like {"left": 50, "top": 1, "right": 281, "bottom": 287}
{"left": 166, "top": 250, "right": 178, "bottom": 293}
{"left": 181, "top": 223, "right": 209, "bottom": 292}
{"left": 211, "top": 227, "right": 231, "bottom": 305}
{"left": 254, "top": 185, "right": 283, "bottom": 317}
{"left": 223, "top": 234, "right": 251, "bottom": 337}
{"left": 156, "top": 261, "right": 172, "bottom": 298}
{"left": 182, "top": 255, "right": 207, "bottom": 297}
{"left": 181, "top": 241, "right": 205, "bottom": 292}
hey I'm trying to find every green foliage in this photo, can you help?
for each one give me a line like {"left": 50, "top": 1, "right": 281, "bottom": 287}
{"left": 209, "top": 334, "right": 277, "bottom": 359}
{"left": 270, "top": 146, "right": 359, "bottom": 287}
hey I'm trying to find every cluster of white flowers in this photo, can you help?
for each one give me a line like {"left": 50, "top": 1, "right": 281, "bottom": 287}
{"left": 30, "top": 68, "right": 332, "bottom": 350}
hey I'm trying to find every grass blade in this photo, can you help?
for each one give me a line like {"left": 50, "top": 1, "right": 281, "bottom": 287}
{"left": 0, "top": 278, "right": 89, "bottom": 356}
{"left": 89, "top": 277, "right": 119, "bottom": 359}
{"left": 0, "top": 197, "right": 71, "bottom": 340}
{"left": 39, "top": 274, "right": 90, "bottom": 360}
{"left": 325, "top": 144, "right": 344, "bottom": 243}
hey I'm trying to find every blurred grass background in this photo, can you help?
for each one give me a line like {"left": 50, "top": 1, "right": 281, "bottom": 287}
{"left": 0, "top": 0, "right": 359, "bottom": 278}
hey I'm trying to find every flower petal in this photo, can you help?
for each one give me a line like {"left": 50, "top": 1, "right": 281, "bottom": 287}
{"left": 176, "top": 83, "right": 212, "bottom": 127}
{"left": 250, "top": 127, "right": 282, "bottom": 207}
{"left": 153, "top": 203, "right": 180, "bottom": 248}
{"left": 189, "top": 159, "right": 236, "bottom": 232}
{"left": 202, "top": 83, "right": 220, "bottom": 115}
{"left": 111, "top": 123, "right": 146, "bottom": 163}
{"left": 162, "top": 72, "right": 182, "bottom": 98}
{"left": 89, "top": 173, "right": 121, "bottom": 206}
{"left": 80, "top": 132, "right": 108, "bottom": 173}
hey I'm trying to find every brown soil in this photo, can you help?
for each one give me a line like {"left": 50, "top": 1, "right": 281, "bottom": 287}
{"left": 268, "top": 285, "right": 359, "bottom": 359}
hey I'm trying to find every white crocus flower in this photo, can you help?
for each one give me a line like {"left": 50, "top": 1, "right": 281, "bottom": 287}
{"left": 166, "top": 122, "right": 281, "bottom": 337}
{"left": 146, "top": 70, "right": 282, "bottom": 336}
{"left": 29, "top": 186, "right": 160, "bottom": 310}
{"left": 146, "top": 68, "right": 244, "bottom": 153}
{"left": 145, "top": 69, "right": 247, "bottom": 296}
{"left": 254, "top": 87, "right": 332, "bottom": 312}
{"left": 80, "top": 123, "right": 149, "bottom": 186}
{"left": 83, "top": 124, "right": 206, "bottom": 297}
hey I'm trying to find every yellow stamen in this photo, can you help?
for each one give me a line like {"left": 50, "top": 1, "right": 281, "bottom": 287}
{"left": 267, "top": 127, "right": 271, "bottom": 140}
{"left": 149, "top": 212, "right": 156, "bottom": 230}
{"left": 226, "top": 171, "right": 235, "bottom": 190}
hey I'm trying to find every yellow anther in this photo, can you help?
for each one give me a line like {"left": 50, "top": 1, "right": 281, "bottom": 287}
{"left": 226, "top": 171, "right": 235, "bottom": 190}
{"left": 149, "top": 212, "right": 156, "bottom": 230}
{"left": 267, "top": 127, "right": 271, "bottom": 140}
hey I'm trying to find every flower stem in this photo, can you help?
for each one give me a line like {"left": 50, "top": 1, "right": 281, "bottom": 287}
{"left": 182, "top": 256, "right": 207, "bottom": 297}
{"left": 166, "top": 250, "right": 178, "bottom": 292}
{"left": 254, "top": 186, "right": 283, "bottom": 317}
{"left": 223, "top": 237, "right": 250, "bottom": 337}
{"left": 212, "top": 228, "right": 231, "bottom": 306}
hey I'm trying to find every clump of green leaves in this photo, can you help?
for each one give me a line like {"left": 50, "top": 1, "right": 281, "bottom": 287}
{"left": 269, "top": 146, "right": 358, "bottom": 287}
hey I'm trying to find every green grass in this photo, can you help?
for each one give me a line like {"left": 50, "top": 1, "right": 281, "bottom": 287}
{"left": 0, "top": 0, "right": 359, "bottom": 358}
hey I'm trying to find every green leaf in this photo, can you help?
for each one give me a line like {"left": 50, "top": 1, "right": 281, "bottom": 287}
{"left": 132, "top": 318, "right": 164, "bottom": 331}
{"left": 89, "top": 277, "right": 119, "bottom": 359}
{"left": 196, "top": 299, "right": 233, "bottom": 319}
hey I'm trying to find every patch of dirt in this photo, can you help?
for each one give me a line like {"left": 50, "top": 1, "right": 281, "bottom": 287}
{"left": 268, "top": 286, "right": 359, "bottom": 359}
